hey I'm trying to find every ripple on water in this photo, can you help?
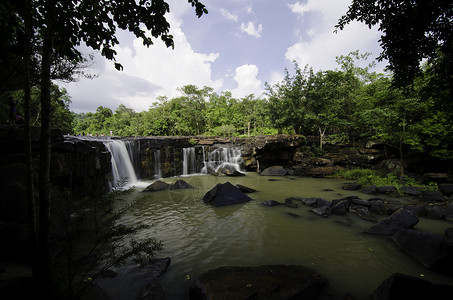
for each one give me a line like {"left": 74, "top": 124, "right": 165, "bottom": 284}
{"left": 114, "top": 174, "right": 453, "bottom": 300}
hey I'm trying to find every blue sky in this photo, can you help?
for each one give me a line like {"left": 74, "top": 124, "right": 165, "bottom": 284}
{"left": 64, "top": 0, "right": 387, "bottom": 113}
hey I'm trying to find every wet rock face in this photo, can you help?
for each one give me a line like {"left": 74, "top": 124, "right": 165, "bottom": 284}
{"left": 189, "top": 265, "right": 328, "bottom": 300}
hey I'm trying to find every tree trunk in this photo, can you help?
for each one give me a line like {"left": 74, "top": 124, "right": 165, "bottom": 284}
{"left": 23, "top": 0, "right": 37, "bottom": 249}
{"left": 36, "top": 2, "right": 56, "bottom": 297}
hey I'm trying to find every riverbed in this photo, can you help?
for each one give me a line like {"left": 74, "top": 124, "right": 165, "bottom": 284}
{"left": 116, "top": 173, "right": 453, "bottom": 299}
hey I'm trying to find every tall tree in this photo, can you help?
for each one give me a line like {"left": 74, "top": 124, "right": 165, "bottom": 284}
{"left": 336, "top": 0, "right": 453, "bottom": 90}
{"left": 15, "top": 0, "right": 208, "bottom": 297}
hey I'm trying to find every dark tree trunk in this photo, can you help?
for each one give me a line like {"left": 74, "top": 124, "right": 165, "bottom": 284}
{"left": 36, "top": 2, "right": 56, "bottom": 297}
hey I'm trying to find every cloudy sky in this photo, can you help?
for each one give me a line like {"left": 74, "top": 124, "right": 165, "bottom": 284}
{"left": 63, "top": 0, "right": 387, "bottom": 113}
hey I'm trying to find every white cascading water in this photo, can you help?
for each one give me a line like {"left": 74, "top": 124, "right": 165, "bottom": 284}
{"left": 154, "top": 149, "right": 162, "bottom": 179}
{"left": 201, "top": 147, "right": 243, "bottom": 174}
{"left": 104, "top": 140, "right": 138, "bottom": 188}
{"left": 182, "top": 147, "right": 197, "bottom": 175}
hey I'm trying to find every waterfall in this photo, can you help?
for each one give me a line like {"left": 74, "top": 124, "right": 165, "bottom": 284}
{"left": 154, "top": 149, "right": 162, "bottom": 179}
{"left": 201, "top": 147, "right": 244, "bottom": 174}
{"left": 104, "top": 140, "right": 138, "bottom": 188}
{"left": 183, "top": 147, "right": 197, "bottom": 175}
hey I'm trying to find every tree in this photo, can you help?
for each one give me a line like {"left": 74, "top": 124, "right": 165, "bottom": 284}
{"left": 9, "top": 0, "right": 208, "bottom": 297}
{"left": 265, "top": 63, "right": 313, "bottom": 134}
{"left": 336, "top": 0, "right": 453, "bottom": 89}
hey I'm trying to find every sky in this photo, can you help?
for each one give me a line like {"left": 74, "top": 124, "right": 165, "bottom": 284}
{"left": 63, "top": 0, "right": 387, "bottom": 113}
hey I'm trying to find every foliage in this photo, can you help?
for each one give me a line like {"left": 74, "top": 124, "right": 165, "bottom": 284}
{"left": 52, "top": 181, "right": 163, "bottom": 299}
{"left": 336, "top": 0, "right": 453, "bottom": 88}
{"left": 334, "top": 168, "right": 438, "bottom": 194}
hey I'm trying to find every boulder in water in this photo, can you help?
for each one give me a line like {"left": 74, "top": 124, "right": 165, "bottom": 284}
{"left": 367, "top": 208, "right": 419, "bottom": 235}
{"left": 202, "top": 182, "right": 252, "bottom": 207}
{"left": 370, "top": 273, "right": 453, "bottom": 300}
{"left": 170, "top": 179, "right": 194, "bottom": 190}
{"left": 189, "top": 265, "right": 328, "bottom": 300}
{"left": 262, "top": 200, "right": 281, "bottom": 206}
{"left": 392, "top": 229, "right": 453, "bottom": 275}
{"left": 142, "top": 180, "right": 170, "bottom": 192}
{"left": 260, "top": 166, "right": 288, "bottom": 176}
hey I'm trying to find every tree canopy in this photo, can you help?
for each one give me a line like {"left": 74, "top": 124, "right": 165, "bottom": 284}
{"left": 336, "top": 0, "right": 453, "bottom": 90}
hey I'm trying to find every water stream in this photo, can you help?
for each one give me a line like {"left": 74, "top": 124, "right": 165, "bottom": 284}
{"left": 116, "top": 174, "right": 452, "bottom": 299}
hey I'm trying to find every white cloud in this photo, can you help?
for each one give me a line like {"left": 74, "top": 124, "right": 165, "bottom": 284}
{"left": 240, "top": 21, "right": 263, "bottom": 38}
{"left": 220, "top": 8, "right": 238, "bottom": 22}
{"left": 66, "top": 13, "right": 223, "bottom": 112}
{"left": 285, "top": 0, "right": 386, "bottom": 73}
{"left": 231, "top": 64, "right": 263, "bottom": 98}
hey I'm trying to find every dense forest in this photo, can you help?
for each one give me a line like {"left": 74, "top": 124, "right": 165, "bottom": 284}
{"left": 9, "top": 50, "right": 445, "bottom": 161}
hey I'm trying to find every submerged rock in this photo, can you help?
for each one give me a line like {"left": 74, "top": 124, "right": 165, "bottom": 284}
{"left": 189, "top": 265, "right": 328, "bottom": 300}
{"left": 203, "top": 182, "right": 252, "bottom": 207}
{"left": 262, "top": 200, "right": 281, "bottom": 206}
{"left": 285, "top": 198, "right": 298, "bottom": 208}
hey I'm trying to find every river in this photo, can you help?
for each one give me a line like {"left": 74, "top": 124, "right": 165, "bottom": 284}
{"left": 114, "top": 173, "right": 452, "bottom": 299}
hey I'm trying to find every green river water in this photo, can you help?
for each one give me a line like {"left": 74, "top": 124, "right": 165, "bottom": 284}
{"left": 115, "top": 173, "right": 453, "bottom": 299}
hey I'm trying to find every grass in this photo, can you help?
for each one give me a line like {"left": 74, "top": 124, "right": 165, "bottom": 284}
{"left": 332, "top": 168, "right": 438, "bottom": 194}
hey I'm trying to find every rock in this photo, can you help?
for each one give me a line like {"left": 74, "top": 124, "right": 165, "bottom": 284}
{"left": 142, "top": 180, "right": 170, "bottom": 192}
{"left": 300, "top": 198, "right": 320, "bottom": 207}
{"left": 330, "top": 200, "right": 350, "bottom": 215}
{"left": 376, "top": 186, "right": 399, "bottom": 197}
{"left": 189, "top": 265, "right": 328, "bottom": 300}
{"left": 420, "top": 191, "right": 445, "bottom": 202}
{"left": 401, "top": 186, "right": 422, "bottom": 197}
{"left": 285, "top": 198, "right": 298, "bottom": 208}
{"left": 445, "top": 228, "right": 453, "bottom": 240}
{"left": 203, "top": 182, "right": 253, "bottom": 207}
{"left": 362, "top": 185, "right": 377, "bottom": 194}
{"left": 260, "top": 165, "right": 288, "bottom": 176}
{"left": 443, "top": 203, "right": 453, "bottom": 221}
{"left": 316, "top": 198, "right": 331, "bottom": 208}
{"left": 95, "top": 257, "right": 170, "bottom": 300}
{"left": 423, "top": 172, "right": 449, "bottom": 183}
{"left": 392, "top": 229, "right": 453, "bottom": 275}
{"left": 227, "top": 170, "right": 246, "bottom": 177}
{"left": 370, "top": 273, "right": 453, "bottom": 300}
{"left": 354, "top": 207, "right": 378, "bottom": 222}
{"left": 428, "top": 205, "right": 445, "bottom": 219}
{"left": 236, "top": 184, "right": 256, "bottom": 193}
{"left": 286, "top": 212, "right": 300, "bottom": 217}
{"left": 262, "top": 200, "right": 281, "bottom": 207}
{"left": 343, "top": 182, "right": 362, "bottom": 190}
{"left": 311, "top": 206, "right": 329, "bottom": 217}
{"left": 369, "top": 199, "right": 386, "bottom": 215}
{"left": 139, "top": 281, "right": 166, "bottom": 300}
{"left": 305, "top": 166, "right": 339, "bottom": 177}
{"left": 169, "top": 179, "right": 194, "bottom": 190}
{"left": 367, "top": 208, "right": 419, "bottom": 235}
{"left": 438, "top": 183, "right": 453, "bottom": 196}
{"left": 351, "top": 197, "right": 372, "bottom": 207}
{"left": 401, "top": 205, "right": 428, "bottom": 217}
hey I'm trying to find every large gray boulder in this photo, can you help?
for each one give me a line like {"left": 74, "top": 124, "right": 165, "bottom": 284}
{"left": 260, "top": 166, "right": 288, "bottom": 176}
{"left": 367, "top": 208, "right": 419, "bottom": 235}
{"left": 370, "top": 273, "right": 453, "bottom": 300}
{"left": 203, "top": 182, "right": 252, "bottom": 207}
{"left": 189, "top": 265, "right": 328, "bottom": 300}
{"left": 392, "top": 229, "right": 453, "bottom": 275}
